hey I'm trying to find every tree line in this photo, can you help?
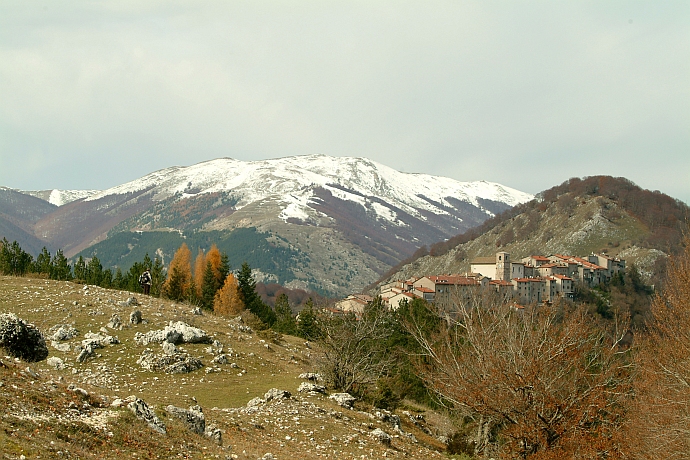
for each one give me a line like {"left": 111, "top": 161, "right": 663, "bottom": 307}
{"left": 0, "top": 238, "right": 320, "bottom": 340}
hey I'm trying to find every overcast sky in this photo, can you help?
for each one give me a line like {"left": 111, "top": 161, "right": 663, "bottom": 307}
{"left": 1, "top": 1, "right": 688, "bottom": 204}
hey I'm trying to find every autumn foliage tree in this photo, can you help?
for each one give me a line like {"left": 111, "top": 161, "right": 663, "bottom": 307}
{"left": 405, "top": 291, "right": 633, "bottom": 459}
{"left": 627, "top": 235, "right": 690, "bottom": 459}
{"left": 213, "top": 273, "right": 244, "bottom": 317}
{"left": 162, "top": 243, "right": 192, "bottom": 301}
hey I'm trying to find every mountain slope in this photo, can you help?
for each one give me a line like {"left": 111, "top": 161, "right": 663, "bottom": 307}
{"left": 25, "top": 155, "right": 531, "bottom": 296}
{"left": 23, "top": 189, "right": 100, "bottom": 206}
{"left": 0, "top": 187, "right": 57, "bottom": 254}
{"left": 379, "top": 176, "right": 689, "bottom": 286}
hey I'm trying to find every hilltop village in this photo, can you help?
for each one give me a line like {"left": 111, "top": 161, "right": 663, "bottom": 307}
{"left": 337, "top": 251, "right": 626, "bottom": 313}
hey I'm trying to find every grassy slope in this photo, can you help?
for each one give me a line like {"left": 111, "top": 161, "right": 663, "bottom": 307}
{"left": 0, "top": 275, "right": 447, "bottom": 459}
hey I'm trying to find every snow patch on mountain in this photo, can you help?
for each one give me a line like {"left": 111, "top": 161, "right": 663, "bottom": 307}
{"left": 22, "top": 189, "right": 100, "bottom": 207}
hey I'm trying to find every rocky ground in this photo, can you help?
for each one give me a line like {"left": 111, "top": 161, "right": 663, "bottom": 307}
{"left": 0, "top": 275, "right": 453, "bottom": 459}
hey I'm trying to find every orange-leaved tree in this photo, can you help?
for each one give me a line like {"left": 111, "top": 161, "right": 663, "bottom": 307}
{"left": 193, "top": 248, "right": 206, "bottom": 299}
{"left": 405, "top": 290, "right": 633, "bottom": 459}
{"left": 162, "top": 243, "right": 192, "bottom": 302}
{"left": 214, "top": 272, "right": 244, "bottom": 317}
{"left": 627, "top": 234, "right": 690, "bottom": 459}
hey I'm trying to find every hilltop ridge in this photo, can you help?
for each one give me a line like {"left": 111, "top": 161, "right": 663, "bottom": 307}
{"left": 378, "top": 176, "right": 689, "bottom": 288}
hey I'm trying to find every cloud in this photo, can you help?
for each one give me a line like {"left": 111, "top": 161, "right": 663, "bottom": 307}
{"left": 0, "top": 1, "right": 688, "bottom": 203}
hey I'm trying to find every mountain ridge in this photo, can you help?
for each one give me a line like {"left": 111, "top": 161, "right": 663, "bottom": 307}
{"left": 2, "top": 155, "right": 533, "bottom": 296}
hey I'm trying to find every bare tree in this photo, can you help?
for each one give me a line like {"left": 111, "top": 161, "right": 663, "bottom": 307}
{"left": 317, "top": 302, "right": 395, "bottom": 395}
{"left": 627, "top": 235, "right": 690, "bottom": 459}
{"left": 405, "top": 290, "right": 633, "bottom": 459}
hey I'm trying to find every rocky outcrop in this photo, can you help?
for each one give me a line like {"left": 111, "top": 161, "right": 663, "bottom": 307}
{"left": 298, "top": 382, "right": 326, "bottom": 394}
{"left": 137, "top": 348, "right": 203, "bottom": 374}
{"left": 129, "top": 310, "right": 142, "bottom": 325}
{"left": 165, "top": 404, "right": 205, "bottom": 435}
{"left": 117, "top": 297, "right": 139, "bottom": 308}
{"left": 128, "top": 398, "right": 166, "bottom": 434}
{"left": 0, "top": 313, "right": 48, "bottom": 362}
{"left": 264, "top": 388, "right": 291, "bottom": 402}
{"left": 329, "top": 393, "right": 356, "bottom": 408}
{"left": 134, "top": 321, "right": 211, "bottom": 346}
{"left": 107, "top": 314, "right": 122, "bottom": 329}
{"left": 49, "top": 324, "right": 79, "bottom": 341}
{"left": 370, "top": 428, "right": 392, "bottom": 446}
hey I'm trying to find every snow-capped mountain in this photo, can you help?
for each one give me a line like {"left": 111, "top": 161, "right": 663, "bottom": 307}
{"left": 13, "top": 155, "right": 533, "bottom": 295}
{"left": 87, "top": 155, "right": 531, "bottom": 226}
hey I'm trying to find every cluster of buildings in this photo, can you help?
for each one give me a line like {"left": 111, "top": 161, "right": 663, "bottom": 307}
{"left": 335, "top": 251, "right": 625, "bottom": 314}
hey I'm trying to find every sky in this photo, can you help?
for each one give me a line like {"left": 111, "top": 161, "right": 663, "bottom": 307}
{"left": 1, "top": 1, "right": 688, "bottom": 204}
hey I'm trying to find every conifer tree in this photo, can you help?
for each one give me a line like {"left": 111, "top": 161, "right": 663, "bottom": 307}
{"left": 297, "top": 298, "right": 320, "bottom": 340}
{"left": 74, "top": 256, "right": 86, "bottom": 281}
{"left": 85, "top": 256, "right": 104, "bottom": 286}
{"left": 150, "top": 257, "right": 165, "bottom": 297}
{"left": 34, "top": 247, "right": 52, "bottom": 275}
{"left": 51, "top": 250, "right": 72, "bottom": 281}
{"left": 206, "top": 244, "right": 223, "bottom": 286}
{"left": 113, "top": 267, "right": 124, "bottom": 289}
{"left": 237, "top": 261, "right": 276, "bottom": 326}
{"left": 0, "top": 239, "right": 33, "bottom": 276}
{"left": 273, "top": 293, "right": 297, "bottom": 335}
{"left": 219, "top": 252, "right": 230, "bottom": 283}
{"left": 213, "top": 273, "right": 244, "bottom": 317}
{"left": 201, "top": 261, "right": 218, "bottom": 310}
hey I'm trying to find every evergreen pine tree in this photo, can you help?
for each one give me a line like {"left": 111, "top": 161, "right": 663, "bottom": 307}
{"left": 297, "top": 298, "right": 320, "bottom": 340}
{"left": 237, "top": 261, "right": 276, "bottom": 326}
{"left": 219, "top": 252, "right": 230, "bottom": 283}
{"left": 273, "top": 293, "right": 297, "bottom": 335}
{"left": 74, "top": 256, "right": 86, "bottom": 281}
{"left": 0, "top": 240, "right": 33, "bottom": 276}
{"left": 86, "top": 256, "right": 104, "bottom": 286}
{"left": 113, "top": 267, "right": 125, "bottom": 289}
{"left": 201, "top": 261, "right": 219, "bottom": 310}
{"left": 34, "top": 247, "right": 52, "bottom": 275}
{"left": 51, "top": 250, "right": 72, "bottom": 281}
{"left": 150, "top": 257, "right": 165, "bottom": 297}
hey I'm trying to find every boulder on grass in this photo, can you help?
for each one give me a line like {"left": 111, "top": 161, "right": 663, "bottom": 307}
{"left": 0, "top": 313, "right": 49, "bottom": 362}
{"left": 128, "top": 398, "right": 166, "bottom": 434}
{"left": 165, "top": 404, "right": 205, "bottom": 435}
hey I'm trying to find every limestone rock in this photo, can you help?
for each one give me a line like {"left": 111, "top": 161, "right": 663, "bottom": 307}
{"left": 107, "top": 314, "right": 122, "bottom": 329}
{"left": 211, "top": 354, "right": 228, "bottom": 365}
{"left": 134, "top": 321, "right": 211, "bottom": 346}
{"left": 51, "top": 341, "right": 71, "bottom": 352}
{"left": 205, "top": 424, "right": 222, "bottom": 445}
{"left": 0, "top": 313, "right": 49, "bottom": 362}
{"left": 49, "top": 324, "right": 79, "bottom": 341}
{"left": 246, "top": 397, "right": 265, "bottom": 408}
{"left": 128, "top": 398, "right": 166, "bottom": 434}
{"left": 329, "top": 393, "right": 356, "bottom": 408}
{"left": 165, "top": 404, "right": 205, "bottom": 435}
{"left": 137, "top": 349, "right": 203, "bottom": 374}
{"left": 298, "top": 372, "right": 322, "bottom": 382}
{"left": 298, "top": 382, "right": 326, "bottom": 394}
{"left": 264, "top": 388, "right": 291, "bottom": 402}
{"left": 161, "top": 341, "right": 177, "bottom": 355}
{"left": 47, "top": 356, "right": 65, "bottom": 370}
{"left": 130, "top": 310, "right": 142, "bottom": 325}
{"left": 370, "top": 427, "right": 392, "bottom": 446}
{"left": 117, "top": 297, "right": 139, "bottom": 308}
